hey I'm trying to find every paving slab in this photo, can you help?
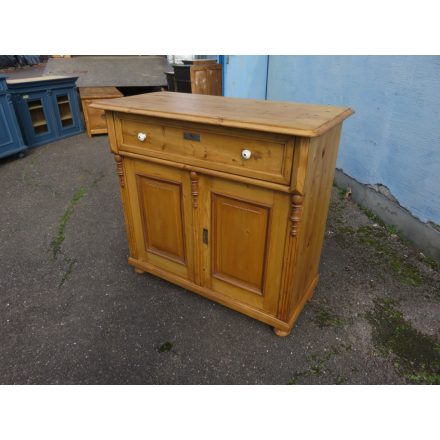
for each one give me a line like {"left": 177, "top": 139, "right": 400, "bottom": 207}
{"left": 0, "top": 134, "right": 439, "bottom": 384}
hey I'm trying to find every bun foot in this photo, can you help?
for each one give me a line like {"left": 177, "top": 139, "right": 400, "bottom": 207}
{"left": 134, "top": 267, "right": 145, "bottom": 274}
{"left": 273, "top": 327, "right": 291, "bottom": 337}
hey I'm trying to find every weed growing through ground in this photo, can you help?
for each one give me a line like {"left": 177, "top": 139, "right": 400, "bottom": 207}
{"left": 58, "top": 257, "right": 77, "bottom": 287}
{"left": 356, "top": 225, "right": 423, "bottom": 286}
{"left": 312, "top": 305, "right": 349, "bottom": 329}
{"left": 158, "top": 342, "right": 173, "bottom": 353}
{"left": 287, "top": 344, "right": 352, "bottom": 384}
{"left": 50, "top": 187, "right": 87, "bottom": 260}
{"left": 365, "top": 298, "right": 440, "bottom": 384}
{"left": 337, "top": 187, "right": 348, "bottom": 200}
{"left": 330, "top": 188, "right": 435, "bottom": 287}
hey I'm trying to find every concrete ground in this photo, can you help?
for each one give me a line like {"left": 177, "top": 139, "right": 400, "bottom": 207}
{"left": 1, "top": 133, "right": 439, "bottom": 384}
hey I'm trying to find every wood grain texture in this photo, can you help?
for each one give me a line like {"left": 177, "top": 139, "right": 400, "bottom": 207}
{"left": 190, "top": 171, "right": 199, "bottom": 208}
{"left": 119, "top": 150, "right": 292, "bottom": 193}
{"left": 106, "top": 114, "right": 138, "bottom": 259}
{"left": 274, "top": 274, "right": 319, "bottom": 336}
{"left": 212, "top": 193, "right": 270, "bottom": 295}
{"left": 91, "top": 91, "right": 354, "bottom": 137}
{"left": 114, "top": 154, "right": 125, "bottom": 187}
{"left": 114, "top": 113, "right": 293, "bottom": 184}
{"left": 80, "top": 87, "right": 123, "bottom": 136}
{"left": 201, "top": 177, "right": 289, "bottom": 315}
{"left": 6, "top": 75, "right": 75, "bottom": 84}
{"left": 79, "top": 87, "right": 123, "bottom": 100}
{"left": 190, "top": 64, "right": 222, "bottom": 95}
{"left": 101, "top": 93, "right": 352, "bottom": 336}
{"left": 125, "top": 159, "right": 195, "bottom": 282}
{"left": 137, "top": 175, "right": 186, "bottom": 264}
{"left": 283, "top": 125, "right": 342, "bottom": 321}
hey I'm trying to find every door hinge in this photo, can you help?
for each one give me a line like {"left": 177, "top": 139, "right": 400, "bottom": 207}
{"left": 203, "top": 228, "right": 208, "bottom": 245}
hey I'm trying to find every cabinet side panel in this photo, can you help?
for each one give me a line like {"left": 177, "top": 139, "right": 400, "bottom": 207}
{"left": 85, "top": 100, "right": 108, "bottom": 133}
{"left": 288, "top": 124, "right": 342, "bottom": 317}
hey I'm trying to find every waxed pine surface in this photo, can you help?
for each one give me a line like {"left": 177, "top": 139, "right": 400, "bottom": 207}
{"left": 92, "top": 91, "right": 353, "bottom": 137}
{"left": 0, "top": 133, "right": 439, "bottom": 384}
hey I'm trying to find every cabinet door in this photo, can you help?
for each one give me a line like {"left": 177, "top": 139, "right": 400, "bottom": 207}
{"left": 51, "top": 88, "right": 83, "bottom": 136}
{"left": 0, "top": 94, "right": 26, "bottom": 159}
{"left": 13, "top": 91, "right": 57, "bottom": 146}
{"left": 124, "top": 158, "right": 195, "bottom": 282}
{"left": 200, "top": 176, "right": 289, "bottom": 315}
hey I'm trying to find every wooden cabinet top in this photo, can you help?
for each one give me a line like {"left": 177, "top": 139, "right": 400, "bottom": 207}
{"left": 92, "top": 91, "right": 353, "bottom": 137}
{"left": 79, "top": 87, "right": 123, "bottom": 100}
{"left": 6, "top": 75, "right": 78, "bottom": 85}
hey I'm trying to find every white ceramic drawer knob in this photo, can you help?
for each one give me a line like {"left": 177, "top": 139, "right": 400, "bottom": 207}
{"left": 241, "top": 149, "right": 252, "bottom": 160}
{"left": 137, "top": 132, "right": 147, "bottom": 142}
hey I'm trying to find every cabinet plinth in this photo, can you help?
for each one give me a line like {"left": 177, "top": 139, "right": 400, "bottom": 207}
{"left": 93, "top": 92, "right": 353, "bottom": 336}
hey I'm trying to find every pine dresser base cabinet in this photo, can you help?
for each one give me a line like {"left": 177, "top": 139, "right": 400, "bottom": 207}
{"left": 93, "top": 92, "right": 353, "bottom": 336}
{"left": 79, "top": 87, "right": 123, "bottom": 136}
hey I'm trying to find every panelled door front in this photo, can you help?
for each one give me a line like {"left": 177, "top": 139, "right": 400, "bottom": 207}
{"left": 199, "top": 176, "right": 290, "bottom": 315}
{"left": 13, "top": 91, "right": 57, "bottom": 146}
{"left": 124, "top": 158, "right": 195, "bottom": 282}
{"left": 51, "top": 88, "right": 83, "bottom": 136}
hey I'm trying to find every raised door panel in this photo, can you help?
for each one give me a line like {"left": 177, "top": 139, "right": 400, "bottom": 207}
{"left": 137, "top": 176, "right": 186, "bottom": 264}
{"left": 212, "top": 194, "right": 269, "bottom": 295}
{"left": 125, "top": 158, "right": 195, "bottom": 282}
{"left": 200, "top": 176, "right": 289, "bottom": 315}
{"left": 191, "top": 68, "right": 208, "bottom": 95}
{"left": 206, "top": 66, "right": 222, "bottom": 96}
{"left": 190, "top": 65, "right": 222, "bottom": 96}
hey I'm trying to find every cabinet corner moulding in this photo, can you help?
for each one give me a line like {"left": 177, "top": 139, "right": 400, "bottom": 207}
{"left": 290, "top": 192, "right": 304, "bottom": 237}
{"left": 190, "top": 171, "right": 199, "bottom": 208}
{"left": 114, "top": 154, "right": 125, "bottom": 187}
{"left": 95, "top": 92, "right": 353, "bottom": 336}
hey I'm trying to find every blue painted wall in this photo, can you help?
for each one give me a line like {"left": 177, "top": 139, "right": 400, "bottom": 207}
{"left": 222, "top": 55, "right": 268, "bottom": 99}
{"left": 223, "top": 56, "right": 440, "bottom": 226}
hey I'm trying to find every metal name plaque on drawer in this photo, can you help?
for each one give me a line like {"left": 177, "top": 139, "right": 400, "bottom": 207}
{"left": 183, "top": 132, "right": 201, "bottom": 142}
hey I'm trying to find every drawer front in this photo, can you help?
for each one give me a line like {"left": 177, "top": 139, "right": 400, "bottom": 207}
{"left": 114, "top": 115, "right": 293, "bottom": 184}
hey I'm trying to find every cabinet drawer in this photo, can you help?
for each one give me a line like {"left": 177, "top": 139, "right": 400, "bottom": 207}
{"left": 114, "top": 114, "right": 293, "bottom": 184}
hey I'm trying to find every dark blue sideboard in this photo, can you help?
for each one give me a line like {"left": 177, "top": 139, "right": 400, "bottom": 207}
{"left": 0, "top": 75, "right": 26, "bottom": 159}
{"left": 7, "top": 76, "right": 84, "bottom": 148}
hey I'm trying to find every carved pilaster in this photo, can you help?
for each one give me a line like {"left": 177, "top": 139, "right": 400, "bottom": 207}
{"left": 290, "top": 192, "right": 304, "bottom": 236}
{"left": 190, "top": 171, "right": 199, "bottom": 208}
{"left": 114, "top": 154, "right": 125, "bottom": 188}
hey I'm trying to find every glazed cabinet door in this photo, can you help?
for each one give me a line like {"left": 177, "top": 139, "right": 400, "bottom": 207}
{"left": 12, "top": 91, "right": 57, "bottom": 146}
{"left": 124, "top": 158, "right": 196, "bottom": 282}
{"left": 199, "top": 176, "right": 290, "bottom": 315}
{"left": 51, "top": 88, "right": 83, "bottom": 137}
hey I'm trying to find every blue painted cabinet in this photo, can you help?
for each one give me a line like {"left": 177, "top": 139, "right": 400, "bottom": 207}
{"left": 0, "top": 75, "right": 26, "bottom": 159}
{"left": 7, "top": 76, "right": 84, "bottom": 148}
